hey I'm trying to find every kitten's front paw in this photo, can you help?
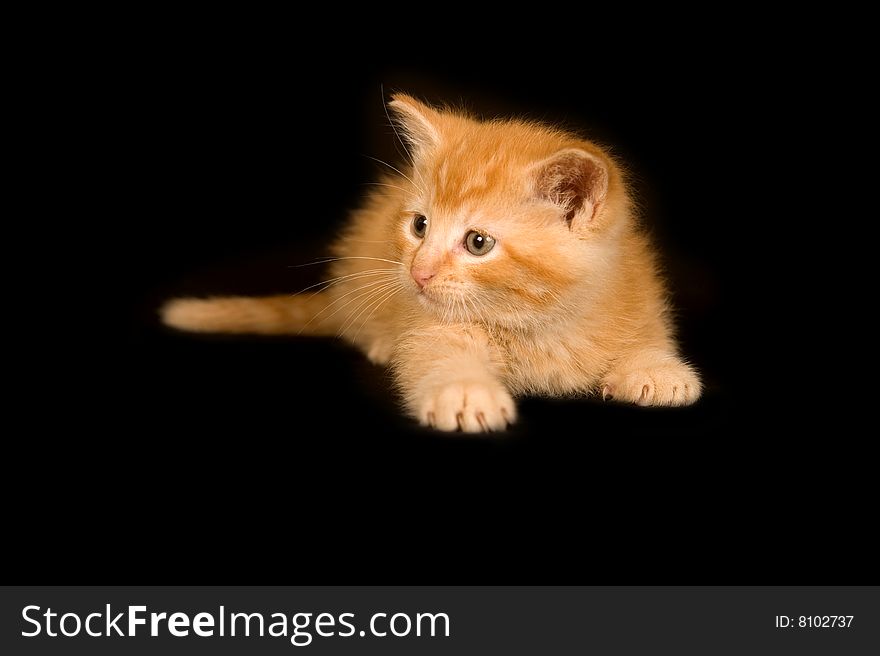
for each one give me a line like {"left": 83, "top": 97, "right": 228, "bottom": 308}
{"left": 417, "top": 379, "right": 516, "bottom": 433}
{"left": 602, "top": 362, "right": 701, "bottom": 407}
{"left": 366, "top": 338, "right": 394, "bottom": 366}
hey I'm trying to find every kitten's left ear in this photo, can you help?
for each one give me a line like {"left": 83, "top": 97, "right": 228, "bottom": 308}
{"left": 388, "top": 93, "right": 442, "bottom": 154}
{"left": 533, "top": 148, "right": 609, "bottom": 231}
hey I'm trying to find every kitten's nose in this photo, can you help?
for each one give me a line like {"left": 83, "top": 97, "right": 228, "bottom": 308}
{"left": 410, "top": 265, "right": 436, "bottom": 289}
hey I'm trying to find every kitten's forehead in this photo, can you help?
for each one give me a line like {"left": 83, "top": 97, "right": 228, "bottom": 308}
{"left": 429, "top": 139, "right": 513, "bottom": 211}
{"left": 414, "top": 121, "right": 575, "bottom": 221}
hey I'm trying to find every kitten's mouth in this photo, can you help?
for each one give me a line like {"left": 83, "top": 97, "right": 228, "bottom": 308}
{"left": 417, "top": 289, "right": 461, "bottom": 319}
{"left": 415, "top": 287, "right": 444, "bottom": 309}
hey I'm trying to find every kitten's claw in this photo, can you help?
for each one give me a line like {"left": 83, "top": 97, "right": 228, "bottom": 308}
{"left": 417, "top": 380, "right": 516, "bottom": 433}
{"left": 476, "top": 412, "right": 489, "bottom": 432}
{"left": 601, "top": 362, "right": 701, "bottom": 407}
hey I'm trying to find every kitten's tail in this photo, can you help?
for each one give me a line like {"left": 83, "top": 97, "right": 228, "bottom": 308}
{"left": 160, "top": 294, "right": 339, "bottom": 336}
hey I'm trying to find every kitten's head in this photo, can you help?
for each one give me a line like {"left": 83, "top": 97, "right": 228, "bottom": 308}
{"left": 387, "top": 94, "right": 630, "bottom": 328}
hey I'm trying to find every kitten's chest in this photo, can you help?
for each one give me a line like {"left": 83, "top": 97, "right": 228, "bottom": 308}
{"left": 493, "top": 330, "right": 606, "bottom": 395}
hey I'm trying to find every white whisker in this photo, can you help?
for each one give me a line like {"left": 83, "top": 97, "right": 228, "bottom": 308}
{"left": 362, "top": 155, "right": 424, "bottom": 194}
{"left": 337, "top": 281, "right": 400, "bottom": 336}
{"left": 290, "top": 256, "right": 404, "bottom": 268}
{"left": 298, "top": 277, "right": 397, "bottom": 334}
{"left": 347, "top": 284, "right": 401, "bottom": 342}
{"left": 322, "top": 280, "right": 399, "bottom": 330}
{"left": 291, "top": 268, "right": 397, "bottom": 297}
{"left": 381, "top": 83, "right": 414, "bottom": 167}
{"left": 354, "top": 287, "right": 401, "bottom": 343}
{"left": 361, "top": 181, "right": 411, "bottom": 194}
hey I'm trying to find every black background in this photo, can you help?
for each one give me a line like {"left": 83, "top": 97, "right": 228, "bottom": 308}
{"left": 13, "top": 14, "right": 873, "bottom": 584}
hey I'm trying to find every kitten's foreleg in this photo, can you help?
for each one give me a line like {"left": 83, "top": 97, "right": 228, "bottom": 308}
{"left": 393, "top": 325, "right": 515, "bottom": 432}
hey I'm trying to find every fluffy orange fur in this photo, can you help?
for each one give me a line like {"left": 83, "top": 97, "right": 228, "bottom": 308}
{"left": 162, "top": 94, "right": 701, "bottom": 432}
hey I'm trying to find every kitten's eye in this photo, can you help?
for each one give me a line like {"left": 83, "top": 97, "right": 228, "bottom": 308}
{"left": 411, "top": 214, "right": 428, "bottom": 238}
{"left": 465, "top": 231, "right": 496, "bottom": 256}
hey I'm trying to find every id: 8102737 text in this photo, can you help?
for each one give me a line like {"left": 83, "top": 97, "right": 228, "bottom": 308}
{"left": 775, "top": 615, "right": 853, "bottom": 628}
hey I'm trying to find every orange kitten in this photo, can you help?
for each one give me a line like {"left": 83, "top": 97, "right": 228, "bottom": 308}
{"left": 162, "top": 94, "right": 701, "bottom": 432}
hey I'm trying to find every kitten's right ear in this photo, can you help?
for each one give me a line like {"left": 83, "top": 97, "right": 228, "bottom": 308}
{"left": 532, "top": 148, "right": 609, "bottom": 232}
{"left": 388, "top": 93, "right": 442, "bottom": 153}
